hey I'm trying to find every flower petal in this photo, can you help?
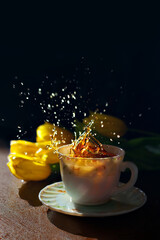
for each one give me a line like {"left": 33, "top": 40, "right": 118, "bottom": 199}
{"left": 7, "top": 154, "right": 51, "bottom": 181}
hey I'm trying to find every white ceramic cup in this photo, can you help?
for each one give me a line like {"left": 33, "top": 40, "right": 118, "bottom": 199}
{"left": 58, "top": 144, "right": 138, "bottom": 205}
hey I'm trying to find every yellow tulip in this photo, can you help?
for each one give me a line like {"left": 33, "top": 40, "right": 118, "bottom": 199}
{"left": 7, "top": 154, "right": 51, "bottom": 181}
{"left": 10, "top": 140, "right": 50, "bottom": 156}
{"left": 10, "top": 140, "right": 59, "bottom": 164}
{"left": 83, "top": 112, "right": 127, "bottom": 139}
{"left": 7, "top": 123, "right": 74, "bottom": 181}
{"left": 36, "top": 122, "right": 74, "bottom": 145}
{"left": 35, "top": 147, "right": 59, "bottom": 164}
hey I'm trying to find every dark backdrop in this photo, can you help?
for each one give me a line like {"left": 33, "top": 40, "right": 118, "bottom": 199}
{"left": 0, "top": 2, "right": 160, "bottom": 141}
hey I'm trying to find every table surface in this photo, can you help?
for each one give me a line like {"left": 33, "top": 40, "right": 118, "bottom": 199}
{"left": 0, "top": 144, "right": 160, "bottom": 240}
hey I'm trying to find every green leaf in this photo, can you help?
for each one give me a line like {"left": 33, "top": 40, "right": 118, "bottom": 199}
{"left": 74, "top": 120, "right": 85, "bottom": 137}
{"left": 50, "top": 163, "right": 60, "bottom": 174}
{"left": 125, "top": 137, "right": 160, "bottom": 170}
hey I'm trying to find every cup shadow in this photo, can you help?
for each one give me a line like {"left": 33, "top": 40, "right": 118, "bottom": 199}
{"left": 47, "top": 207, "right": 147, "bottom": 240}
{"left": 19, "top": 174, "right": 61, "bottom": 206}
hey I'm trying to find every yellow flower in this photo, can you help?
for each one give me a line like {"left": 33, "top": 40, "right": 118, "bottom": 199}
{"left": 7, "top": 154, "right": 51, "bottom": 181}
{"left": 34, "top": 147, "right": 59, "bottom": 164}
{"left": 36, "top": 122, "right": 74, "bottom": 144}
{"left": 10, "top": 140, "right": 49, "bottom": 156}
{"left": 7, "top": 139, "right": 59, "bottom": 181}
{"left": 7, "top": 123, "right": 74, "bottom": 181}
{"left": 10, "top": 140, "right": 58, "bottom": 164}
{"left": 83, "top": 112, "right": 127, "bottom": 139}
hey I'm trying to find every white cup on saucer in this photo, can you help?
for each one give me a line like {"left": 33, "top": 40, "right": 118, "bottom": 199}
{"left": 58, "top": 144, "right": 138, "bottom": 205}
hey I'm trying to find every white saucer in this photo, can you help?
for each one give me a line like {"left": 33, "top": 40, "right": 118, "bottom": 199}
{"left": 39, "top": 181, "right": 147, "bottom": 217}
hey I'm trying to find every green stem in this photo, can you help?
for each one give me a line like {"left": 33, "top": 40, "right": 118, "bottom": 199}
{"left": 128, "top": 128, "right": 160, "bottom": 137}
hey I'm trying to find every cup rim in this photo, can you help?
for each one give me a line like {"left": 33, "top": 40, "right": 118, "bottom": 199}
{"left": 57, "top": 144, "right": 125, "bottom": 160}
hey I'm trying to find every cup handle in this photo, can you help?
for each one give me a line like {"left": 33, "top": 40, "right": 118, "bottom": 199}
{"left": 112, "top": 161, "right": 138, "bottom": 196}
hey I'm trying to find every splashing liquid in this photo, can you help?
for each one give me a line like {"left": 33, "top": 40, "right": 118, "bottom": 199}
{"left": 71, "top": 121, "right": 115, "bottom": 158}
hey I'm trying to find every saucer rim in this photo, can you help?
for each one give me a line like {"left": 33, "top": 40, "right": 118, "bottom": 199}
{"left": 38, "top": 181, "right": 147, "bottom": 217}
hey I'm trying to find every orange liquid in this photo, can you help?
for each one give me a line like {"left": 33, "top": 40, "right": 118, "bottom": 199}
{"left": 72, "top": 125, "right": 116, "bottom": 158}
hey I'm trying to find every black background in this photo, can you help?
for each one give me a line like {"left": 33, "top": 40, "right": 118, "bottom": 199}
{"left": 0, "top": 2, "right": 160, "bottom": 141}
